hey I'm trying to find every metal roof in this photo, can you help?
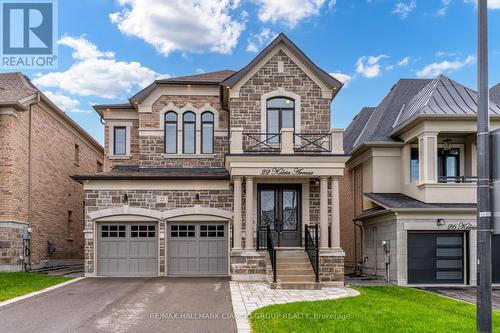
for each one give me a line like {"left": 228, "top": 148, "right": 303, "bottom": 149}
{"left": 394, "top": 75, "right": 500, "bottom": 129}
{"left": 491, "top": 83, "right": 500, "bottom": 104}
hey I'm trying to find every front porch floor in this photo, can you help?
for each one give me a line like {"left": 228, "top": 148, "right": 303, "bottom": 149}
{"left": 229, "top": 281, "right": 358, "bottom": 333}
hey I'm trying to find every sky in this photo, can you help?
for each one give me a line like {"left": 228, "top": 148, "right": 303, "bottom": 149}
{"left": 6, "top": 0, "right": 500, "bottom": 144}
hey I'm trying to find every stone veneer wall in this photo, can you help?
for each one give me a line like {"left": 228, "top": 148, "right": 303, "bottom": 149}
{"left": 84, "top": 188, "right": 233, "bottom": 275}
{"left": 229, "top": 50, "right": 331, "bottom": 134}
{"left": 319, "top": 254, "right": 345, "bottom": 286}
{"left": 0, "top": 222, "right": 24, "bottom": 271}
{"left": 103, "top": 119, "right": 140, "bottom": 172}
{"left": 230, "top": 251, "right": 267, "bottom": 281}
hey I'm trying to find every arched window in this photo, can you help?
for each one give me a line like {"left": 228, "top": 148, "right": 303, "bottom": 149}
{"left": 201, "top": 112, "right": 214, "bottom": 154}
{"left": 266, "top": 97, "right": 294, "bottom": 143}
{"left": 164, "top": 111, "right": 177, "bottom": 154}
{"left": 183, "top": 112, "right": 196, "bottom": 154}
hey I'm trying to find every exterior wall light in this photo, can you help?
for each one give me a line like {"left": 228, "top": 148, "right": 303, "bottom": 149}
{"left": 437, "top": 218, "right": 445, "bottom": 226}
{"left": 443, "top": 139, "right": 453, "bottom": 152}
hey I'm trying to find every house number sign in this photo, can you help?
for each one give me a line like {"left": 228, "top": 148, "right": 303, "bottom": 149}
{"left": 447, "top": 222, "right": 477, "bottom": 231}
{"left": 261, "top": 167, "right": 314, "bottom": 176}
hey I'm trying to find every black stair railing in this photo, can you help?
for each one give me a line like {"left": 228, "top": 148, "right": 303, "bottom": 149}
{"left": 305, "top": 224, "right": 320, "bottom": 282}
{"left": 262, "top": 225, "right": 276, "bottom": 283}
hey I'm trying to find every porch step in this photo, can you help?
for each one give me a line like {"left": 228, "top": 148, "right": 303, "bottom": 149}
{"left": 276, "top": 257, "right": 311, "bottom": 264}
{"left": 276, "top": 250, "right": 309, "bottom": 257}
{"left": 277, "top": 268, "right": 315, "bottom": 275}
{"left": 270, "top": 282, "right": 322, "bottom": 290}
{"left": 278, "top": 274, "right": 316, "bottom": 283}
{"left": 277, "top": 263, "right": 313, "bottom": 270}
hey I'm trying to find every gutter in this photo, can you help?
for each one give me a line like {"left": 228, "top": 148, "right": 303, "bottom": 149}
{"left": 71, "top": 174, "right": 231, "bottom": 183}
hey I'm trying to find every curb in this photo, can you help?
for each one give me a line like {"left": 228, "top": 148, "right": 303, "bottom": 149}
{"left": 0, "top": 276, "right": 85, "bottom": 308}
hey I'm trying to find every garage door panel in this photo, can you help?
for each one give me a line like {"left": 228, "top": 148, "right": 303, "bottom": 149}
{"left": 168, "top": 223, "right": 228, "bottom": 276}
{"left": 97, "top": 223, "right": 158, "bottom": 277}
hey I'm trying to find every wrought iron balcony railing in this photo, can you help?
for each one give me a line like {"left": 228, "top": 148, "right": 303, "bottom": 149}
{"left": 438, "top": 176, "right": 478, "bottom": 183}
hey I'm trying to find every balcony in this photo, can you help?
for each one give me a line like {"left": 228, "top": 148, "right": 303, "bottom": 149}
{"left": 438, "top": 176, "right": 478, "bottom": 184}
{"left": 230, "top": 128, "right": 344, "bottom": 155}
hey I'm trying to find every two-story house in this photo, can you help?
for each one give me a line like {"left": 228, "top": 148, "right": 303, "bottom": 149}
{"left": 0, "top": 72, "right": 104, "bottom": 272}
{"left": 342, "top": 75, "right": 500, "bottom": 286}
{"left": 74, "top": 34, "right": 348, "bottom": 289}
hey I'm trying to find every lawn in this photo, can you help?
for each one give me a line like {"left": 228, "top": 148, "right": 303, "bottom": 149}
{"left": 0, "top": 272, "right": 72, "bottom": 302}
{"left": 250, "top": 286, "right": 500, "bottom": 333}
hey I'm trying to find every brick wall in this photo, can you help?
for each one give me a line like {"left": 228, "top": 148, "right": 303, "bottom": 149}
{"left": 339, "top": 170, "right": 356, "bottom": 272}
{"left": 0, "top": 102, "right": 103, "bottom": 269}
{"left": 230, "top": 50, "right": 331, "bottom": 134}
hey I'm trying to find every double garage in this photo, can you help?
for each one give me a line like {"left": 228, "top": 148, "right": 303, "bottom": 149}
{"left": 408, "top": 232, "right": 500, "bottom": 284}
{"left": 96, "top": 221, "right": 229, "bottom": 277}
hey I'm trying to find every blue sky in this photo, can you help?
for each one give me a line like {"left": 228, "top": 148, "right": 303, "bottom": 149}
{"left": 7, "top": 0, "right": 500, "bottom": 144}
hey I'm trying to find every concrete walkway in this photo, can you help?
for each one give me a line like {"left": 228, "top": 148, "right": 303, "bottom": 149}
{"left": 229, "top": 281, "right": 359, "bottom": 333}
{"left": 420, "top": 287, "right": 500, "bottom": 310}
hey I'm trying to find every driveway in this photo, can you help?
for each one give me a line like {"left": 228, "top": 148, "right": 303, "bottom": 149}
{"left": 0, "top": 277, "right": 237, "bottom": 333}
{"left": 419, "top": 287, "right": 500, "bottom": 310}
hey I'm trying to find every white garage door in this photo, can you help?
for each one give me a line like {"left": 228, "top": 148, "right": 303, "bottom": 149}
{"left": 97, "top": 223, "right": 158, "bottom": 276}
{"left": 167, "top": 223, "right": 228, "bottom": 276}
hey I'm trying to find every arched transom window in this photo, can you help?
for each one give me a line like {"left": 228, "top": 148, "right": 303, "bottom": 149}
{"left": 183, "top": 112, "right": 196, "bottom": 154}
{"left": 164, "top": 111, "right": 177, "bottom": 154}
{"left": 201, "top": 111, "right": 214, "bottom": 154}
{"left": 266, "top": 97, "right": 294, "bottom": 142}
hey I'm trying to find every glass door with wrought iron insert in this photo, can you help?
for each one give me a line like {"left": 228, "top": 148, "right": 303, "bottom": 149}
{"left": 257, "top": 184, "right": 301, "bottom": 247}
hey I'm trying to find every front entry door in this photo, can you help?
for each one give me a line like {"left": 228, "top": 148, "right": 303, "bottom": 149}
{"left": 258, "top": 184, "right": 301, "bottom": 247}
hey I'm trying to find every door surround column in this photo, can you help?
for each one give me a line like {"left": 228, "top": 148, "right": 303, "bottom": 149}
{"left": 233, "top": 176, "right": 243, "bottom": 249}
{"left": 245, "top": 176, "right": 254, "bottom": 249}
{"left": 320, "top": 176, "right": 329, "bottom": 249}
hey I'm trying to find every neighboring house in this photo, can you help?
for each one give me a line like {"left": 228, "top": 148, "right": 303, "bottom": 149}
{"left": 0, "top": 73, "right": 104, "bottom": 272}
{"left": 342, "top": 75, "right": 500, "bottom": 286}
{"left": 74, "top": 34, "right": 348, "bottom": 289}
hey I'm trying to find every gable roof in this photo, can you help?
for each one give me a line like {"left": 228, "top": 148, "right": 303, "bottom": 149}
{"left": 393, "top": 75, "right": 500, "bottom": 129}
{"left": 129, "top": 70, "right": 235, "bottom": 105}
{"left": 221, "top": 33, "right": 342, "bottom": 90}
{"left": 491, "top": 83, "right": 500, "bottom": 104}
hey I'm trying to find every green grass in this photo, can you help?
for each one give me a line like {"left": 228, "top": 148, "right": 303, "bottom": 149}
{"left": 0, "top": 272, "right": 72, "bottom": 302}
{"left": 250, "top": 286, "right": 500, "bottom": 333}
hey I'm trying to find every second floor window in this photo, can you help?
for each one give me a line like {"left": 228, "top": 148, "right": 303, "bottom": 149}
{"left": 267, "top": 97, "right": 294, "bottom": 143}
{"left": 74, "top": 144, "right": 80, "bottom": 165}
{"left": 164, "top": 111, "right": 178, "bottom": 154}
{"left": 183, "top": 112, "right": 196, "bottom": 154}
{"left": 410, "top": 148, "right": 419, "bottom": 182}
{"left": 113, "top": 126, "right": 126, "bottom": 155}
{"left": 201, "top": 112, "right": 214, "bottom": 154}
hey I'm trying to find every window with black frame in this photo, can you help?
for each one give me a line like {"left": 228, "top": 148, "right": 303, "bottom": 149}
{"left": 266, "top": 97, "right": 294, "bottom": 143}
{"left": 113, "top": 126, "right": 126, "bottom": 155}
{"left": 183, "top": 112, "right": 196, "bottom": 154}
{"left": 201, "top": 111, "right": 214, "bottom": 154}
{"left": 164, "top": 111, "right": 177, "bottom": 154}
{"left": 438, "top": 148, "right": 460, "bottom": 183}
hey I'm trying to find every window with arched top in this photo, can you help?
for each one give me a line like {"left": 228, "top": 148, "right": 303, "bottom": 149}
{"left": 201, "top": 111, "right": 214, "bottom": 154}
{"left": 164, "top": 111, "right": 177, "bottom": 154}
{"left": 183, "top": 112, "right": 196, "bottom": 154}
{"left": 266, "top": 97, "right": 294, "bottom": 143}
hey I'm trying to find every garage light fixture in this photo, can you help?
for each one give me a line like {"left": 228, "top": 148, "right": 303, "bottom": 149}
{"left": 437, "top": 219, "right": 445, "bottom": 226}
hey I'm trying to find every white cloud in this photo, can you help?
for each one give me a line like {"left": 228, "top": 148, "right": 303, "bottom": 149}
{"left": 416, "top": 55, "right": 476, "bottom": 77}
{"left": 43, "top": 91, "right": 91, "bottom": 114}
{"left": 252, "top": 0, "right": 328, "bottom": 28}
{"left": 355, "top": 55, "right": 389, "bottom": 78}
{"left": 110, "top": 0, "right": 244, "bottom": 56}
{"left": 33, "top": 36, "right": 161, "bottom": 99}
{"left": 246, "top": 28, "right": 277, "bottom": 53}
{"left": 329, "top": 72, "right": 352, "bottom": 87}
{"left": 435, "top": 0, "right": 451, "bottom": 16}
{"left": 398, "top": 57, "right": 410, "bottom": 66}
{"left": 464, "top": 0, "right": 500, "bottom": 9}
{"left": 392, "top": 0, "right": 416, "bottom": 18}
{"left": 436, "top": 51, "right": 457, "bottom": 57}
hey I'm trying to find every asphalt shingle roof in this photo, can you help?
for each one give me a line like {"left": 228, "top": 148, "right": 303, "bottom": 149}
{"left": 365, "top": 193, "right": 476, "bottom": 210}
{"left": 491, "top": 83, "right": 500, "bottom": 104}
{"left": 343, "top": 107, "right": 375, "bottom": 154}
{"left": 0, "top": 72, "right": 37, "bottom": 102}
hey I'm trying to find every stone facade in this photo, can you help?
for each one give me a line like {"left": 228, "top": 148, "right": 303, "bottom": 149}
{"left": 319, "top": 254, "right": 345, "bottom": 286}
{"left": 230, "top": 50, "right": 331, "bottom": 134}
{"left": 0, "top": 100, "right": 103, "bottom": 271}
{"left": 230, "top": 252, "right": 267, "bottom": 281}
{"left": 0, "top": 222, "right": 24, "bottom": 271}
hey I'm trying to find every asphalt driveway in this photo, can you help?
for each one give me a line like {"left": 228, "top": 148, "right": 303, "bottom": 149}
{"left": 420, "top": 287, "right": 500, "bottom": 310}
{"left": 0, "top": 277, "right": 237, "bottom": 333}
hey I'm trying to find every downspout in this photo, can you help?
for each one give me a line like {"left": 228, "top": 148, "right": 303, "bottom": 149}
{"left": 26, "top": 92, "right": 40, "bottom": 271}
